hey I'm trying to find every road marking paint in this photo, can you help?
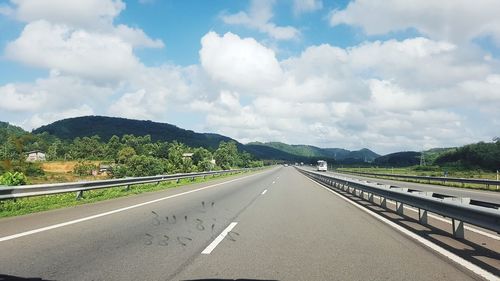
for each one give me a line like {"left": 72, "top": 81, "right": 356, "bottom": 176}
{"left": 261, "top": 189, "right": 268, "bottom": 195}
{"left": 0, "top": 171, "right": 268, "bottom": 243}
{"left": 305, "top": 177, "right": 499, "bottom": 281}
{"left": 201, "top": 222, "right": 238, "bottom": 254}
{"left": 372, "top": 195, "right": 500, "bottom": 241}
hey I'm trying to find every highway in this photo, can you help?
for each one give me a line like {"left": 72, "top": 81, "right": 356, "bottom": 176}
{"left": 0, "top": 166, "right": 497, "bottom": 280}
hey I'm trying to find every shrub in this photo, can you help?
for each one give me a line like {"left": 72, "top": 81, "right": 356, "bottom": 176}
{"left": 1, "top": 171, "right": 28, "bottom": 186}
{"left": 73, "top": 161, "right": 98, "bottom": 176}
{"left": 24, "top": 163, "right": 45, "bottom": 176}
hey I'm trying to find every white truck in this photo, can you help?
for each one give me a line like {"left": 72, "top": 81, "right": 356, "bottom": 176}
{"left": 317, "top": 160, "right": 327, "bottom": 171}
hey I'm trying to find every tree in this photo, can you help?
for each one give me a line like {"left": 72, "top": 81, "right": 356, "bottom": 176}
{"left": 106, "top": 135, "right": 122, "bottom": 161}
{"left": 117, "top": 146, "right": 136, "bottom": 164}
{"left": 166, "top": 141, "right": 194, "bottom": 173}
{"left": 214, "top": 141, "right": 239, "bottom": 169}
{"left": 124, "top": 155, "right": 164, "bottom": 177}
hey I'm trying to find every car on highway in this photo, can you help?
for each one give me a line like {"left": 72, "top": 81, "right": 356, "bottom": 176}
{"left": 317, "top": 160, "right": 327, "bottom": 171}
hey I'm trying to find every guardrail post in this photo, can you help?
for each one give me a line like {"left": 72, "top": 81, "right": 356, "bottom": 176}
{"left": 418, "top": 209, "right": 428, "bottom": 224}
{"left": 368, "top": 193, "right": 374, "bottom": 203}
{"left": 76, "top": 190, "right": 84, "bottom": 200}
{"left": 360, "top": 190, "right": 364, "bottom": 199}
{"left": 176, "top": 179, "right": 180, "bottom": 184}
{"left": 125, "top": 185, "right": 130, "bottom": 191}
{"left": 452, "top": 219, "right": 464, "bottom": 239}
{"left": 396, "top": 202, "right": 404, "bottom": 215}
{"left": 380, "top": 197, "right": 386, "bottom": 208}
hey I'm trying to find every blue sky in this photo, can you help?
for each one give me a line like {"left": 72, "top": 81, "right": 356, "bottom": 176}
{"left": 1, "top": 0, "right": 499, "bottom": 154}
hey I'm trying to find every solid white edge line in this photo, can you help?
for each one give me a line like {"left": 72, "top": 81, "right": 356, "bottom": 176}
{"left": 261, "top": 189, "right": 268, "bottom": 195}
{"left": 0, "top": 171, "right": 268, "bottom": 243}
{"left": 305, "top": 177, "right": 499, "bottom": 281}
{"left": 201, "top": 222, "right": 238, "bottom": 254}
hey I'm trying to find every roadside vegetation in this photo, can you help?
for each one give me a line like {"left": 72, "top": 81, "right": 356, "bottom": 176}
{"left": 0, "top": 170, "right": 256, "bottom": 218}
{"left": 0, "top": 121, "right": 263, "bottom": 186}
{"left": 336, "top": 139, "right": 500, "bottom": 191}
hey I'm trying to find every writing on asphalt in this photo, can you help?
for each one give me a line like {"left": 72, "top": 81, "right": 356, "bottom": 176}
{"left": 143, "top": 201, "right": 239, "bottom": 247}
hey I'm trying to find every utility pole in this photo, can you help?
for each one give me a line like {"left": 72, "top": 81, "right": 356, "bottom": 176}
{"left": 420, "top": 151, "right": 426, "bottom": 166}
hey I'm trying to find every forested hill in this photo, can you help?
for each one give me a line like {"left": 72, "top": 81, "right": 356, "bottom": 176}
{"left": 247, "top": 142, "right": 379, "bottom": 162}
{"left": 32, "top": 116, "right": 236, "bottom": 150}
{"left": 373, "top": 151, "right": 421, "bottom": 167}
{"left": 0, "top": 121, "right": 26, "bottom": 136}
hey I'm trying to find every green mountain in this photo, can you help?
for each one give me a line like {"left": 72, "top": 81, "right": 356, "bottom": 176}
{"left": 373, "top": 151, "right": 421, "bottom": 167}
{"left": 247, "top": 141, "right": 379, "bottom": 163}
{"left": 434, "top": 141, "right": 500, "bottom": 171}
{"left": 0, "top": 121, "right": 27, "bottom": 143}
{"left": 32, "top": 116, "right": 236, "bottom": 150}
{"left": 30, "top": 116, "right": 380, "bottom": 163}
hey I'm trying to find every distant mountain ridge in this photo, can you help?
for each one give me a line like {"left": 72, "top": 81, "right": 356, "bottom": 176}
{"left": 247, "top": 141, "right": 379, "bottom": 162}
{"left": 31, "top": 116, "right": 379, "bottom": 163}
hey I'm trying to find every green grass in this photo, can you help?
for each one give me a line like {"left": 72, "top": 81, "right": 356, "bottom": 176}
{"left": 337, "top": 166, "right": 500, "bottom": 192}
{"left": 0, "top": 171, "right": 256, "bottom": 219}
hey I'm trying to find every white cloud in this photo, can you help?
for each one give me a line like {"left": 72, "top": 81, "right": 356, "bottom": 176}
{"left": 293, "top": 0, "right": 322, "bottom": 15}
{"left": 221, "top": 0, "right": 300, "bottom": 40}
{"left": 5, "top": 20, "right": 141, "bottom": 81}
{"left": 369, "top": 79, "right": 424, "bottom": 111}
{"left": 0, "top": 83, "right": 45, "bottom": 112}
{"left": 7, "top": 0, "right": 164, "bottom": 54}
{"left": 200, "top": 32, "right": 283, "bottom": 91}
{"left": 330, "top": 0, "right": 500, "bottom": 45}
{"left": 12, "top": 0, "right": 125, "bottom": 28}
{"left": 2, "top": 1, "right": 500, "bottom": 154}
{"left": 114, "top": 24, "right": 164, "bottom": 48}
{"left": 191, "top": 34, "right": 500, "bottom": 153}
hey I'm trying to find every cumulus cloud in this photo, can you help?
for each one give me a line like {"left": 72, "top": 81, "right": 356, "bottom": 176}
{"left": 191, "top": 34, "right": 500, "bottom": 153}
{"left": 0, "top": 83, "right": 45, "bottom": 112}
{"left": 2, "top": 1, "right": 500, "bottom": 154}
{"left": 200, "top": 32, "right": 283, "bottom": 91}
{"left": 330, "top": 0, "right": 500, "bottom": 45}
{"left": 5, "top": 20, "right": 141, "bottom": 81}
{"left": 221, "top": 0, "right": 300, "bottom": 40}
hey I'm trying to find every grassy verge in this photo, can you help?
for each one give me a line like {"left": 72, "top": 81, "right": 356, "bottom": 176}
{"left": 0, "top": 171, "right": 255, "bottom": 219}
{"left": 337, "top": 167, "right": 500, "bottom": 192}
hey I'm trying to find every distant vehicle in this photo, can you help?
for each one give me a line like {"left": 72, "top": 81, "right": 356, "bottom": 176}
{"left": 317, "top": 160, "right": 327, "bottom": 171}
{"left": 300, "top": 162, "right": 304, "bottom": 166}
{"left": 284, "top": 164, "right": 288, "bottom": 167}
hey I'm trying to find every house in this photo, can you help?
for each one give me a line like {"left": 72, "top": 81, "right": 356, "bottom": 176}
{"left": 182, "top": 153, "right": 194, "bottom": 159}
{"left": 26, "top": 150, "right": 46, "bottom": 162}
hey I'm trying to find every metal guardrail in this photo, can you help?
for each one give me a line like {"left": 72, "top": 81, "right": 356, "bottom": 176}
{"left": 0, "top": 168, "right": 259, "bottom": 200}
{"left": 337, "top": 170, "right": 500, "bottom": 189}
{"left": 297, "top": 168, "right": 500, "bottom": 239}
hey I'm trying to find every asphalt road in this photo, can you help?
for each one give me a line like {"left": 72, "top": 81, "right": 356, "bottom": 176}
{"left": 0, "top": 167, "right": 492, "bottom": 280}
{"left": 311, "top": 168, "right": 500, "bottom": 204}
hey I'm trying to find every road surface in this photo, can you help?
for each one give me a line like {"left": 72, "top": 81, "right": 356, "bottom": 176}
{"left": 0, "top": 167, "right": 496, "bottom": 280}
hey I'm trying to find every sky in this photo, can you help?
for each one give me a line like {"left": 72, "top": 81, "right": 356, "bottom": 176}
{"left": 0, "top": 0, "right": 499, "bottom": 154}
